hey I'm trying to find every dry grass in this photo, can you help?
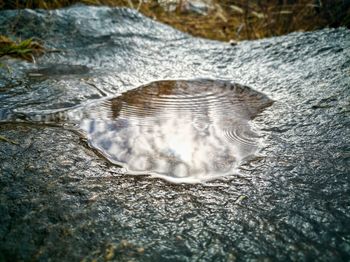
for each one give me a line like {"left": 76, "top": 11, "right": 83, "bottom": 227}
{"left": 0, "top": 0, "right": 349, "bottom": 42}
{"left": 139, "top": 0, "right": 323, "bottom": 41}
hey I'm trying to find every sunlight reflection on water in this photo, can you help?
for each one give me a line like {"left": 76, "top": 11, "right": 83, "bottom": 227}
{"left": 76, "top": 79, "right": 273, "bottom": 183}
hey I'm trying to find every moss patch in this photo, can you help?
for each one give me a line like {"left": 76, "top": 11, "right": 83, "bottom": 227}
{"left": 0, "top": 35, "right": 45, "bottom": 62}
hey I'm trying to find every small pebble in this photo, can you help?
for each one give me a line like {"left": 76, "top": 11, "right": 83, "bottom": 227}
{"left": 229, "top": 39, "right": 238, "bottom": 46}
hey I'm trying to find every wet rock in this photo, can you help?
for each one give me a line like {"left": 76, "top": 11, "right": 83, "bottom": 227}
{"left": 0, "top": 5, "right": 349, "bottom": 262}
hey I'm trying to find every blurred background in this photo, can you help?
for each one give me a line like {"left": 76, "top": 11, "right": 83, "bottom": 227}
{"left": 0, "top": 0, "right": 349, "bottom": 41}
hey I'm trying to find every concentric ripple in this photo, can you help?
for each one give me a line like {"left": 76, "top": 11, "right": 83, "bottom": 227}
{"left": 0, "top": 79, "right": 273, "bottom": 183}
{"left": 73, "top": 79, "right": 273, "bottom": 183}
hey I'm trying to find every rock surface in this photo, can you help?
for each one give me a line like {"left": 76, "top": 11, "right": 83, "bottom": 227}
{"left": 0, "top": 5, "right": 349, "bottom": 261}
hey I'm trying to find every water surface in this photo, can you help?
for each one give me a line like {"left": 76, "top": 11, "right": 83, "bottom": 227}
{"left": 74, "top": 79, "right": 273, "bottom": 182}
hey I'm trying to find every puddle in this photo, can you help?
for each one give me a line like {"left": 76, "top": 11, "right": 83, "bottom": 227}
{"left": 0, "top": 79, "right": 273, "bottom": 183}
{"left": 63, "top": 79, "right": 273, "bottom": 183}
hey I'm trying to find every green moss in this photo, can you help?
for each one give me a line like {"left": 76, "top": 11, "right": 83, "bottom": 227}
{"left": 0, "top": 36, "right": 45, "bottom": 62}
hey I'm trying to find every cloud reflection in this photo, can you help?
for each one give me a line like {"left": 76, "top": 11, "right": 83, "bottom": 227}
{"left": 78, "top": 79, "right": 273, "bottom": 183}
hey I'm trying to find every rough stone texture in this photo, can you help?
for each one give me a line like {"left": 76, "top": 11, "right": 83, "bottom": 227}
{"left": 0, "top": 5, "right": 349, "bottom": 261}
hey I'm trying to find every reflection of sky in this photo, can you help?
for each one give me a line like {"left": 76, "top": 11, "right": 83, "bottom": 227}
{"left": 78, "top": 80, "right": 272, "bottom": 183}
